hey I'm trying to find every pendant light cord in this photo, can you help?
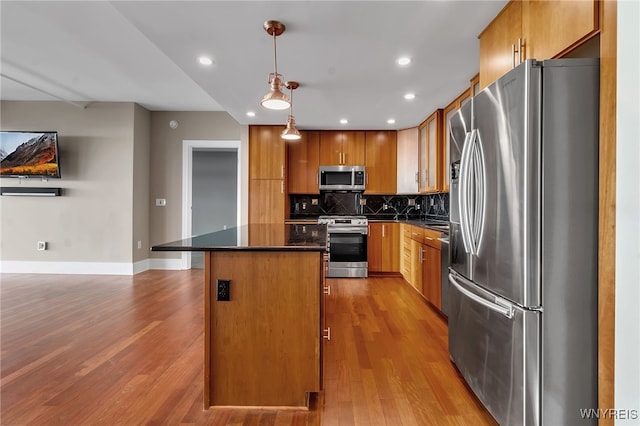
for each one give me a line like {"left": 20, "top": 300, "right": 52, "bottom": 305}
{"left": 273, "top": 32, "right": 278, "bottom": 78}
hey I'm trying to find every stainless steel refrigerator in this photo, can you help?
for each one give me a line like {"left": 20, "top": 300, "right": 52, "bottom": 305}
{"left": 447, "top": 59, "right": 599, "bottom": 425}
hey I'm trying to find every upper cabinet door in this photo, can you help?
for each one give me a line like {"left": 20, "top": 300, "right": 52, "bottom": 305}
{"left": 319, "top": 131, "right": 343, "bottom": 165}
{"left": 419, "top": 110, "right": 443, "bottom": 193}
{"left": 319, "top": 131, "right": 365, "bottom": 166}
{"left": 341, "top": 131, "right": 365, "bottom": 166}
{"left": 396, "top": 127, "right": 419, "bottom": 194}
{"left": 249, "top": 125, "right": 285, "bottom": 179}
{"left": 365, "top": 131, "right": 397, "bottom": 194}
{"left": 287, "top": 131, "right": 320, "bottom": 194}
{"left": 479, "top": 0, "right": 523, "bottom": 90}
{"left": 524, "top": 0, "right": 599, "bottom": 61}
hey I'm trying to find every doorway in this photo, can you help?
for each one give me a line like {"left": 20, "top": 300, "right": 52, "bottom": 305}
{"left": 182, "top": 140, "right": 241, "bottom": 269}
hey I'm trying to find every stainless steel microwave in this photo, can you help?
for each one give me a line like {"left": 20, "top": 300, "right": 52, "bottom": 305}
{"left": 319, "top": 165, "right": 366, "bottom": 191}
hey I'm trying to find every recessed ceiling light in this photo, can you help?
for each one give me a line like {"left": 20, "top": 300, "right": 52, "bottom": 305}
{"left": 387, "top": 119, "right": 396, "bottom": 125}
{"left": 340, "top": 119, "right": 348, "bottom": 125}
{"left": 246, "top": 111, "right": 256, "bottom": 117}
{"left": 404, "top": 93, "right": 416, "bottom": 100}
{"left": 198, "top": 56, "right": 213, "bottom": 66}
{"left": 397, "top": 57, "right": 411, "bottom": 66}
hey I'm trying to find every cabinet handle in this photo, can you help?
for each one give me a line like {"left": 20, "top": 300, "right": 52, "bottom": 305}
{"left": 382, "top": 225, "right": 385, "bottom": 238}
{"left": 426, "top": 237, "right": 434, "bottom": 241}
{"left": 415, "top": 171, "right": 419, "bottom": 183}
{"left": 281, "top": 165, "right": 284, "bottom": 178}
{"left": 512, "top": 43, "right": 517, "bottom": 68}
{"left": 280, "top": 181, "right": 284, "bottom": 194}
{"left": 323, "top": 327, "right": 331, "bottom": 341}
{"left": 517, "top": 38, "right": 523, "bottom": 64}
{"left": 419, "top": 246, "right": 423, "bottom": 264}
{"left": 324, "top": 285, "right": 331, "bottom": 296}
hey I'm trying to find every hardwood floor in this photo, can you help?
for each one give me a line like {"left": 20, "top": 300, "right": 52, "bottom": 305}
{"left": 0, "top": 271, "right": 496, "bottom": 425}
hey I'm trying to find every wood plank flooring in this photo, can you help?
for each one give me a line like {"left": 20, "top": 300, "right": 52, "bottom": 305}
{"left": 0, "top": 271, "right": 496, "bottom": 425}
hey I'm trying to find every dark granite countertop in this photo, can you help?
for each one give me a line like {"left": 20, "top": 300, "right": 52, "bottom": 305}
{"left": 152, "top": 224, "right": 327, "bottom": 252}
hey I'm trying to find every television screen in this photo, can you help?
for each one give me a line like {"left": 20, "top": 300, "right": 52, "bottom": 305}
{"left": 0, "top": 131, "right": 61, "bottom": 178}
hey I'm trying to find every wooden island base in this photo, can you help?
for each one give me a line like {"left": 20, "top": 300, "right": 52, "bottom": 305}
{"left": 204, "top": 250, "right": 323, "bottom": 408}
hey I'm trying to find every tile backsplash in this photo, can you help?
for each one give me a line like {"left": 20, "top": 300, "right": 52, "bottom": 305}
{"left": 290, "top": 192, "right": 449, "bottom": 221}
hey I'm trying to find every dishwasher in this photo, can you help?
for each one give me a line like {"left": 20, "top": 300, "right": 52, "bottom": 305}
{"left": 438, "top": 235, "right": 450, "bottom": 317}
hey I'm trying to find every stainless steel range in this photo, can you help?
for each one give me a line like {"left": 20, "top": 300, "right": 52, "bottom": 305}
{"left": 318, "top": 215, "right": 368, "bottom": 278}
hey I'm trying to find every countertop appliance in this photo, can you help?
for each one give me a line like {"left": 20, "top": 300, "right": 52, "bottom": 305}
{"left": 448, "top": 59, "right": 599, "bottom": 425}
{"left": 318, "top": 215, "right": 368, "bottom": 278}
{"left": 319, "top": 165, "right": 366, "bottom": 191}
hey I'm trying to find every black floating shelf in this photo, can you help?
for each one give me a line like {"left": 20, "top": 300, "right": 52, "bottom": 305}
{"left": 0, "top": 187, "right": 62, "bottom": 196}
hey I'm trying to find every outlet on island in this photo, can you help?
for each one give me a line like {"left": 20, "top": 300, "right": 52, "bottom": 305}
{"left": 216, "top": 279, "right": 231, "bottom": 301}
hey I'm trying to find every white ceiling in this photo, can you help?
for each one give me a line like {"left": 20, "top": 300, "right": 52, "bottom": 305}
{"left": 0, "top": 1, "right": 507, "bottom": 130}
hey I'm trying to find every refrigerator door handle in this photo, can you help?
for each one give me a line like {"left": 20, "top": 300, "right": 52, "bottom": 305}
{"left": 449, "top": 273, "right": 514, "bottom": 319}
{"left": 471, "top": 130, "right": 487, "bottom": 255}
{"left": 459, "top": 132, "right": 474, "bottom": 254}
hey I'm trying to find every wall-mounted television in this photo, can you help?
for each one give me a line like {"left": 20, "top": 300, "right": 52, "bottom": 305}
{"left": 0, "top": 131, "right": 61, "bottom": 178}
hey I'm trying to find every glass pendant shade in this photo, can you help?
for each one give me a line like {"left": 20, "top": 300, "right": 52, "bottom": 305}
{"left": 281, "top": 115, "right": 301, "bottom": 140}
{"left": 261, "top": 75, "right": 290, "bottom": 110}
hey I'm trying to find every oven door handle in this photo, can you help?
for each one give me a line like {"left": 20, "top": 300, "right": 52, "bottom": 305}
{"left": 328, "top": 227, "right": 368, "bottom": 234}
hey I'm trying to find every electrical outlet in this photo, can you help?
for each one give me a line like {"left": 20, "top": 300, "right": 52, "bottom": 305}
{"left": 137, "top": 240, "right": 142, "bottom": 249}
{"left": 408, "top": 199, "right": 416, "bottom": 206}
{"left": 217, "top": 280, "right": 231, "bottom": 301}
{"left": 37, "top": 241, "right": 47, "bottom": 251}
{"left": 311, "top": 198, "right": 318, "bottom": 205}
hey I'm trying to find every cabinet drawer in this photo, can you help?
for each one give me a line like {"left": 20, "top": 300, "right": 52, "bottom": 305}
{"left": 409, "top": 226, "right": 424, "bottom": 242}
{"left": 422, "top": 229, "right": 442, "bottom": 248}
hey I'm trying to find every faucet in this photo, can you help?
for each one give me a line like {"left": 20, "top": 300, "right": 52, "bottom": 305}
{"left": 404, "top": 206, "right": 416, "bottom": 221}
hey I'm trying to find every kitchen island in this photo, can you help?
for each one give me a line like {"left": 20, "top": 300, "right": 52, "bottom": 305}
{"left": 152, "top": 224, "right": 327, "bottom": 409}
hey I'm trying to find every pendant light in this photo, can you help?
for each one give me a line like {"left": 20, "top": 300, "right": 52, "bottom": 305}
{"left": 260, "top": 20, "right": 290, "bottom": 110}
{"left": 281, "top": 81, "right": 301, "bottom": 141}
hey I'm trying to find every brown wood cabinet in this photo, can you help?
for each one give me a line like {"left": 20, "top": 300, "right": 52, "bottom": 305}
{"left": 479, "top": 0, "right": 599, "bottom": 90}
{"left": 403, "top": 225, "right": 424, "bottom": 292}
{"left": 479, "top": 0, "right": 523, "bottom": 90}
{"left": 401, "top": 224, "right": 443, "bottom": 312}
{"left": 365, "top": 131, "right": 397, "bottom": 194}
{"left": 442, "top": 89, "right": 472, "bottom": 193}
{"left": 287, "top": 131, "right": 320, "bottom": 194}
{"left": 368, "top": 222, "right": 399, "bottom": 273}
{"left": 524, "top": 0, "right": 599, "bottom": 63}
{"left": 206, "top": 250, "right": 322, "bottom": 407}
{"left": 419, "top": 109, "right": 444, "bottom": 193}
{"left": 249, "top": 125, "right": 286, "bottom": 227}
{"left": 319, "top": 131, "right": 365, "bottom": 166}
{"left": 249, "top": 125, "right": 285, "bottom": 180}
{"left": 421, "top": 228, "right": 442, "bottom": 311}
{"left": 400, "top": 223, "right": 411, "bottom": 281}
{"left": 249, "top": 179, "right": 285, "bottom": 225}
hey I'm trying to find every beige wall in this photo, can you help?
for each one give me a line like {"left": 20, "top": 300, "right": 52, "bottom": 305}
{"left": 1, "top": 102, "right": 245, "bottom": 272}
{"left": 0, "top": 101, "right": 136, "bottom": 268}
{"left": 133, "top": 104, "right": 151, "bottom": 263}
{"left": 148, "top": 111, "right": 246, "bottom": 262}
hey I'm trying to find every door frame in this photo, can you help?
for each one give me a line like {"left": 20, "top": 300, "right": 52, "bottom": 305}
{"left": 181, "top": 140, "right": 242, "bottom": 269}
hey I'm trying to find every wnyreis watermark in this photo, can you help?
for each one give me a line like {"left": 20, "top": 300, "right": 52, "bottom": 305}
{"left": 579, "top": 408, "right": 639, "bottom": 420}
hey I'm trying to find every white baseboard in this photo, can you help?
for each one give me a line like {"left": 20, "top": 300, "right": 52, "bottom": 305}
{"left": 149, "top": 258, "right": 184, "bottom": 270}
{"left": 0, "top": 258, "right": 186, "bottom": 275}
{"left": 0, "top": 261, "right": 136, "bottom": 275}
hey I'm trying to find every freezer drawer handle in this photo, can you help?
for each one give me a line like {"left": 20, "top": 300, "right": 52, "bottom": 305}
{"left": 448, "top": 274, "right": 514, "bottom": 319}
